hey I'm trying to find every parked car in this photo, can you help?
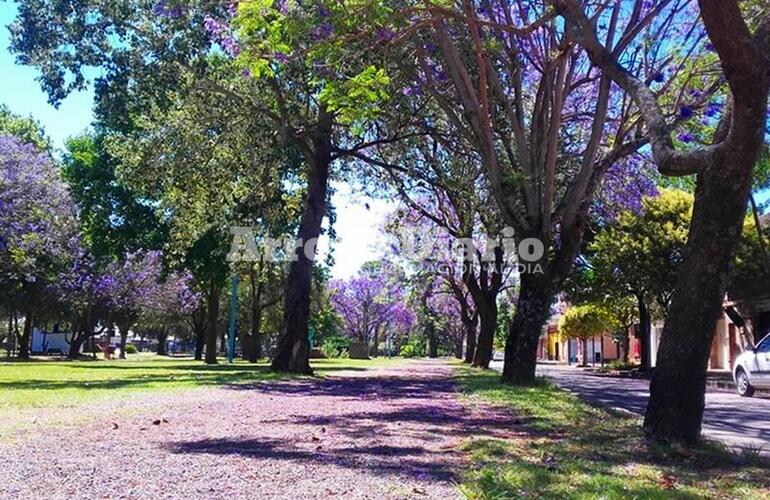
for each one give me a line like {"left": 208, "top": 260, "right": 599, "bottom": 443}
{"left": 733, "top": 333, "right": 770, "bottom": 397}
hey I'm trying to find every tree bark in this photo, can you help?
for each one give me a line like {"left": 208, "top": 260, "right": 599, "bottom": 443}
{"left": 462, "top": 312, "right": 478, "bottom": 363}
{"left": 242, "top": 263, "right": 264, "bottom": 363}
{"left": 156, "top": 327, "right": 168, "bottom": 356}
{"left": 502, "top": 274, "right": 555, "bottom": 385}
{"left": 427, "top": 322, "right": 439, "bottom": 358}
{"left": 644, "top": 149, "right": 761, "bottom": 443}
{"left": 17, "top": 310, "right": 33, "bottom": 359}
{"left": 117, "top": 321, "right": 133, "bottom": 360}
{"left": 204, "top": 277, "right": 221, "bottom": 364}
{"left": 472, "top": 301, "right": 497, "bottom": 368}
{"left": 271, "top": 111, "right": 332, "bottom": 375}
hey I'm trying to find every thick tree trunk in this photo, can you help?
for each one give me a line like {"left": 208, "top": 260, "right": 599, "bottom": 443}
{"left": 118, "top": 322, "right": 132, "bottom": 360}
{"left": 194, "top": 325, "right": 205, "bottom": 360}
{"left": 271, "top": 114, "right": 332, "bottom": 375}
{"left": 621, "top": 331, "right": 630, "bottom": 363}
{"left": 156, "top": 327, "right": 168, "bottom": 356}
{"left": 502, "top": 275, "right": 555, "bottom": 385}
{"left": 68, "top": 332, "right": 87, "bottom": 359}
{"left": 427, "top": 323, "right": 439, "bottom": 358}
{"left": 644, "top": 151, "right": 759, "bottom": 443}
{"left": 636, "top": 295, "right": 652, "bottom": 370}
{"left": 472, "top": 302, "right": 497, "bottom": 368}
{"left": 17, "top": 310, "right": 33, "bottom": 359}
{"left": 204, "top": 278, "right": 221, "bottom": 365}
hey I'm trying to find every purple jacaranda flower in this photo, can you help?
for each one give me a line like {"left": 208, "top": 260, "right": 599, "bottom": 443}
{"left": 274, "top": 52, "right": 289, "bottom": 63}
{"left": 312, "top": 22, "right": 334, "bottom": 40}
{"left": 705, "top": 102, "right": 721, "bottom": 117}
{"left": 677, "top": 132, "right": 694, "bottom": 143}
{"left": 679, "top": 106, "right": 694, "bottom": 119}
{"left": 375, "top": 27, "right": 395, "bottom": 43}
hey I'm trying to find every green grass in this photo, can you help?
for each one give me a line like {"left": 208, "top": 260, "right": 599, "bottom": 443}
{"left": 454, "top": 365, "right": 770, "bottom": 499}
{"left": 0, "top": 353, "right": 405, "bottom": 412}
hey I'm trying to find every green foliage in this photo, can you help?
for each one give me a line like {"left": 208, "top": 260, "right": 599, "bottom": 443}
{"left": 570, "top": 190, "right": 693, "bottom": 315}
{"left": 318, "top": 65, "right": 390, "bottom": 133}
{"left": 399, "top": 335, "right": 426, "bottom": 358}
{"left": 320, "top": 335, "right": 351, "bottom": 359}
{"left": 123, "top": 344, "right": 138, "bottom": 354}
{"left": 0, "top": 105, "right": 49, "bottom": 150}
{"left": 558, "top": 304, "right": 615, "bottom": 341}
{"left": 63, "top": 133, "right": 169, "bottom": 260}
{"left": 729, "top": 214, "right": 770, "bottom": 302}
{"left": 608, "top": 360, "right": 636, "bottom": 371}
{"left": 495, "top": 302, "right": 514, "bottom": 351}
{"left": 399, "top": 344, "right": 417, "bottom": 358}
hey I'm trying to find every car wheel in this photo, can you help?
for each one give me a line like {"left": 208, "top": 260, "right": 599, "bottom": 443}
{"left": 736, "top": 368, "right": 755, "bottom": 397}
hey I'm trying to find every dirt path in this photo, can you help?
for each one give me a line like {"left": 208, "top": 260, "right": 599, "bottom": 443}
{"left": 0, "top": 360, "right": 514, "bottom": 499}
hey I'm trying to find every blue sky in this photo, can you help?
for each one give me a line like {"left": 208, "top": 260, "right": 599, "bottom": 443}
{"left": 0, "top": 4, "right": 95, "bottom": 149}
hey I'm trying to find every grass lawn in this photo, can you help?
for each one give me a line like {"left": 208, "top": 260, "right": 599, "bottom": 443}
{"left": 454, "top": 365, "right": 770, "bottom": 499}
{"left": 0, "top": 353, "right": 404, "bottom": 412}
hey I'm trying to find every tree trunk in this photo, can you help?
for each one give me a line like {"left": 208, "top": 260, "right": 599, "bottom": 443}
{"left": 271, "top": 112, "right": 332, "bottom": 375}
{"left": 242, "top": 264, "right": 264, "bottom": 363}
{"left": 464, "top": 322, "right": 477, "bottom": 364}
{"left": 427, "top": 323, "right": 439, "bottom": 358}
{"left": 454, "top": 330, "right": 465, "bottom": 359}
{"left": 194, "top": 325, "right": 205, "bottom": 360}
{"left": 621, "top": 330, "right": 630, "bottom": 363}
{"left": 644, "top": 148, "right": 759, "bottom": 443}
{"left": 192, "top": 304, "right": 206, "bottom": 361}
{"left": 205, "top": 278, "right": 221, "bottom": 365}
{"left": 636, "top": 295, "right": 652, "bottom": 370}
{"left": 156, "top": 327, "right": 168, "bottom": 356}
{"left": 118, "top": 322, "right": 131, "bottom": 360}
{"left": 473, "top": 302, "right": 497, "bottom": 368}
{"left": 502, "top": 275, "right": 555, "bottom": 385}
{"left": 17, "top": 310, "right": 33, "bottom": 359}
{"left": 68, "top": 334, "right": 86, "bottom": 359}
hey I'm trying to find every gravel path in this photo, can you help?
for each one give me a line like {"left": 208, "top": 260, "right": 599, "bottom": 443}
{"left": 0, "top": 360, "right": 515, "bottom": 499}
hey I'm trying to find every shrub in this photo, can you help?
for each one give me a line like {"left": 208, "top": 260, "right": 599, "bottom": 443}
{"left": 124, "top": 344, "right": 138, "bottom": 355}
{"left": 320, "top": 335, "right": 351, "bottom": 358}
{"left": 609, "top": 360, "right": 635, "bottom": 371}
{"left": 399, "top": 344, "right": 416, "bottom": 358}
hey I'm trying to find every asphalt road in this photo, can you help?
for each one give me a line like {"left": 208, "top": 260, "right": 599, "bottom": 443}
{"left": 490, "top": 361, "right": 770, "bottom": 454}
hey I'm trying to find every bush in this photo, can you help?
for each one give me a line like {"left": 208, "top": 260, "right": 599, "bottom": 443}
{"left": 609, "top": 360, "right": 636, "bottom": 371}
{"left": 320, "top": 335, "right": 351, "bottom": 358}
{"left": 399, "top": 344, "right": 416, "bottom": 358}
{"left": 124, "top": 344, "right": 138, "bottom": 354}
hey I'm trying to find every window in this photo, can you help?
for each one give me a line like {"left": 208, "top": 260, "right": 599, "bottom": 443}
{"left": 757, "top": 335, "right": 770, "bottom": 353}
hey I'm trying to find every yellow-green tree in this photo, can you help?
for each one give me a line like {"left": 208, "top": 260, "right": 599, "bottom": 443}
{"left": 558, "top": 304, "right": 616, "bottom": 366}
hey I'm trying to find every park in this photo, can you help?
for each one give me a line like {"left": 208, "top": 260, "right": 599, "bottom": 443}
{"left": 1, "top": 0, "right": 770, "bottom": 498}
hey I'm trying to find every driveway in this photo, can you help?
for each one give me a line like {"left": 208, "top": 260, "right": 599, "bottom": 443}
{"left": 491, "top": 361, "right": 770, "bottom": 453}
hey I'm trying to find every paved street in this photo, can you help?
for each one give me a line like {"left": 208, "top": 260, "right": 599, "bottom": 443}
{"left": 491, "top": 361, "right": 770, "bottom": 453}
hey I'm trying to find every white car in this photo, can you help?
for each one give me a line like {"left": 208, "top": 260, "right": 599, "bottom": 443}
{"left": 734, "top": 333, "right": 770, "bottom": 397}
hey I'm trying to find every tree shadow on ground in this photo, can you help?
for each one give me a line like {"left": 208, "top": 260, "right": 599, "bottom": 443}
{"left": 456, "top": 367, "right": 770, "bottom": 499}
{"left": 165, "top": 437, "right": 459, "bottom": 484}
